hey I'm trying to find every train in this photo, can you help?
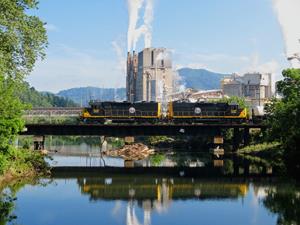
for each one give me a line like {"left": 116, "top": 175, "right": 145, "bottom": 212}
{"left": 80, "top": 101, "right": 248, "bottom": 124}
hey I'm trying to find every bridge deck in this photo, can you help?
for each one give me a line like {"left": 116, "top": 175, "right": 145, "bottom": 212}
{"left": 21, "top": 123, "right": 267, "bottom": 136}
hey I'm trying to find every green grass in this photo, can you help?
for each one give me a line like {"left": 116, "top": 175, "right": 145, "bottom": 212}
{"left": 0, "top": 147, "right": 49, "bottom": 178}
{"left": 238, "top": 142, "right": 281, "bottom": 154}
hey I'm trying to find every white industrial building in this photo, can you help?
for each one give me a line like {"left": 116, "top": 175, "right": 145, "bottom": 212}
{"left": 126, "top": 48, "right": 173, "bottom": 102}
{"left": 221, "top": 72, "right": 273, "bottom": 106}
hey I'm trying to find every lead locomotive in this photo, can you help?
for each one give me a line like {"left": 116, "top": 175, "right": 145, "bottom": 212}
{"left": 80, "top": 101, "right": 247, "bottom": 124}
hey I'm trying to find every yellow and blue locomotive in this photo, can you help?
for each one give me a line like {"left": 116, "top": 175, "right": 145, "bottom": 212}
{"left": 80, "top": 101, "right": 247, "bottom": 124}
{"left": 168, "top": 101, "right": 247, "bottom": 123}
{"left": 81, "top": 101, "right": 161, "bottom": 123}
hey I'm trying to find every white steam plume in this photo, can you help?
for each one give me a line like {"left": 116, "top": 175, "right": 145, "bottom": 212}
{"left": 273, "top": 0, "right": 300, "bottom": 68}
{"left": 127, "top": 0, "right": 144, "bottom": 52}
{"left": 127, "top": 0, "right": 154, "bottom": 52}
{"left": 144, "top": 0, "right": 154, "bottom": 48}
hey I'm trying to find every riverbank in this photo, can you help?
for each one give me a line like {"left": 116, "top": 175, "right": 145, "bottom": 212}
{"left": 237, "top": 142, "right": 282, "bottom": 156}
{"left": 0, "top": 148, "right": 49, "bottom": 187}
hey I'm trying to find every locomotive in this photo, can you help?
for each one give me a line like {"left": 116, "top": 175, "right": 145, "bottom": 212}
{"left": 80, "top": 101, "right": 248, "bottom": 124}
{"left": 168, "top": 101, "right": 247, "bottom": 123}
{"left": 81, "top": 101, "right": 161, "bottom": 123}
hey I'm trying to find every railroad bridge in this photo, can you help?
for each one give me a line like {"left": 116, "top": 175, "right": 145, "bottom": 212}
{"left": 21, "top": 123, "right": 267, "bottom": 151}
{"left": 22, "top": 107, "right": 267, "bottom": 151}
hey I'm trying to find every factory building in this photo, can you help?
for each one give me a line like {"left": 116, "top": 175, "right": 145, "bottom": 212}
{"left": 126, "top": 48, "right": 173, "bottom": 102}
{"left": 126, "top": 51, "right": 138, "bottom": 102}
{"left": 168, "top": 88, "right": 225, "bottom": 102}
{"left": 221, "top": 72, "right": 272, "bottom": 106}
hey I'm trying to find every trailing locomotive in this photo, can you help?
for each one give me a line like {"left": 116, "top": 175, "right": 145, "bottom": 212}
{"left": 80, "top": 101, "right": 248, "bottom": 124}
{"left": 80, "top": 101, "right": 161, "bottom": 123}
{"left": 168, "top": 101, "right": 248, "bottom": 123}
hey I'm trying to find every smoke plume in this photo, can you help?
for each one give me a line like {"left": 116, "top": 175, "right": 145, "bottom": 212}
{"left": 127, "top": 0, "right": 154, "bottom": 52}
{"left": 144, "top": 0, "right": 154, "bottom": 48}
{"left": 273, "top": 0, "right": 300, "bottom": 68}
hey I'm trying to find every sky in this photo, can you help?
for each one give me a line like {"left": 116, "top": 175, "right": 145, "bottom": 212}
{"left": 27, "top": 0, "right": 290, "bottom": 93}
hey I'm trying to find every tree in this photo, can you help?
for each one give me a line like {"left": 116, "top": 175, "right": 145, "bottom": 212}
{"left": 0, "top": 0, "right": 47, "bottom": 151}
{"left": 265, "top": 69, "right": 300, "bottom": 172}
{"left": 263, "top": 185, "right": 300, "bottom": 225}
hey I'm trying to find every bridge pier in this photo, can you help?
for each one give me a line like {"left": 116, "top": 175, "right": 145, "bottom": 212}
{"left": 243, "top": 128, "right": 250, "bottom": 147}
{"left": 211, "top": 136, "right": 224, "bottom": 155}
{"left": 125, "top": 136, "right": 135, "bottom": 144}
{"left": 233, "top": 128, "right": 240, "bottom": 151}
{"left": 100, "top": 136, "right": 107, "bottom": 152}
{"left": 33, "top": 136, "right": 45, "bottom": 150}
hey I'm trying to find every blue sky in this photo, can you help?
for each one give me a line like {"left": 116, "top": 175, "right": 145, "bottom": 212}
{"left": 27, "top": 0, "right": 289, "bottom": 92}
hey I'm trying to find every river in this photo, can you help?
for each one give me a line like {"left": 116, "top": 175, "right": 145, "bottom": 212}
{"left": 1, "top": 140, "right": 299, "bottom": 225}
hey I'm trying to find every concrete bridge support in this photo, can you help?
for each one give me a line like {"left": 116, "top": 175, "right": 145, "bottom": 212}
{"left": 233, "top": 128, "right": 241, "bottom": 151}
{"left": 33, "top": 136, "right": 45, "bottom": 150}
{"left": 211, "top": 136, "right": 224, "bottom": 155}
{"left": 125, "top": 136, "right": 135, "bottom": 144}
{"left": 243, "top": 128, "right": 250, "bottom": 147}
{"left": 100, "top": 136, "right": 107, "bottom": 152}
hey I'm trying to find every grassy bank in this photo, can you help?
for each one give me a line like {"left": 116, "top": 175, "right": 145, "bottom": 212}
{"left": 0, "top": 147, "right": 49, "bottom": 185}
{"left": 238, "top": 142, "right": 282, "bottom": 155}
{"left": 237, "top": 142, "right": 285, "bottom": 170}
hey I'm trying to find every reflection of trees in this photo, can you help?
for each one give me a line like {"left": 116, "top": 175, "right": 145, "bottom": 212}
{"left": 0, "top": 178, "right": 52, "bottom": 225}
{"left": 0, "top": 191, "right": 16, "bottom": 225}
{"left": 169, "top": 152, "right": 210, "bottom": 167}
{"left": 263, "top": 186, "right": 300, "bottom": 225}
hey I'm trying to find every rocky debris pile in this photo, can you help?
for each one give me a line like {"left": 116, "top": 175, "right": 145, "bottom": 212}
{"left": 103, "top": 143, "right": 155, "bottom": 161}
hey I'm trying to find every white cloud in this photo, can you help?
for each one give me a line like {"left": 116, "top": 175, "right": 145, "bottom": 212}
{"left": 175, "top": 63, "right": 211, "bottom": 71}
{"left": 27, "top": 45, "right": 125, "bottom": 93}
{"left": 44, "top": 23, "right": 58, "bottom": 32}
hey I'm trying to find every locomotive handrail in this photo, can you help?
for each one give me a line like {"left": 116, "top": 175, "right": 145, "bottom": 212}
{"left": 174, "top": 111, "right": 227, "bottom": 117}
{"left": 102, "top": 109, "right": 158, "bottom": 117}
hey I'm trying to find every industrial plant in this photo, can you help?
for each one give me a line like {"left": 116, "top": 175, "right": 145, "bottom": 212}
{"left": 126, "top": 48, "right": 173, "bottom": 102}
{"left": 221, "top": 72, "right": 273, "bottom": 106}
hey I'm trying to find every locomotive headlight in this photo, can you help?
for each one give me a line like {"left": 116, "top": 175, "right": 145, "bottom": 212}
{"left": 129, "top": 107, "right": 136, "bottom": 114}
{"left": 194, "top": 107, "right": 201, "bottom": 114}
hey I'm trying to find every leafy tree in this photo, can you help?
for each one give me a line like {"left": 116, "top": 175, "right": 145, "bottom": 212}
{"left": 0, "top": 0, "right": 47, "bottom": 152}
{"left": 265, "top": 69, "right": 300, "bottom": 171}
{"left": 263, "top": 185, "right": 300, "bottom": 225}
{"left": 17, "top": 82, "right": 78, "bottom": 107}
{"left": 0, "top": 78, "right": 25, "bottom": 151}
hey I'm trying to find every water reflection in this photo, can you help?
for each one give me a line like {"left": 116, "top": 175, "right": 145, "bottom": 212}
{"left": 1, "top": 169, "right": 300, "bottom": 225}
{"left": 4, "top": 139, "right": 297, "bottom": 225}
{"left": 263, "top": 184, "right": 300, "bottom": 225}
{"left": 0, "top": 191, "right": 16, "bottom": 224}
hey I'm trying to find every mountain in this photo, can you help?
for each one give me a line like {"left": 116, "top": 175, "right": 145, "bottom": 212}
{"left": 55, "top": 69, "right": 226, "bottom": 105}
{"left": 57, "top": 87, "right": 126, "bottom": 106}
{"left": 177, "top": 68, "right": 228, "bottom": 90}
{"left": 19, "top": 82, "right": 78, "bottom": 107}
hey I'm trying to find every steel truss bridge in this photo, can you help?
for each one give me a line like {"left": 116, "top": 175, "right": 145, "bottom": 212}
{"left": 24, "top": 107, "right": 83, "bottom": 117}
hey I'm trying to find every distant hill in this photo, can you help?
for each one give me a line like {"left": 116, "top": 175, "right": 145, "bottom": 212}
{"left": 19, "top": 82, "right": 78, "bottom": 107}
{"left": 57, "top": 87, "right": 126, "bottom": 106}
{"left": 54, "top": 69, "right": 226, "bottom": 105}
{"left": 177, "top": 68, "right": 228, "bottom": 90}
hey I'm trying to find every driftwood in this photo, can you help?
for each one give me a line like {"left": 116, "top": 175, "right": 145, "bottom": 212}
{"left": 103, "top": 143, "right": 155, "bottom": 161}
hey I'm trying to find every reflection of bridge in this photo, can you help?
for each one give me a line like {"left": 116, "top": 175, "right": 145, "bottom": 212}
{"left": 75, "top": 173, "right": 248, "bottom": 225}
{"left": 78, "top": 177, "right": 248, "bottom": 200}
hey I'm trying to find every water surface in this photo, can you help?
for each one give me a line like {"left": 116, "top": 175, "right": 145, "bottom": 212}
{"left": 1, "top": 142, "right": 299, "bottom": 225}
